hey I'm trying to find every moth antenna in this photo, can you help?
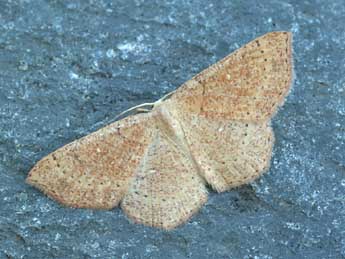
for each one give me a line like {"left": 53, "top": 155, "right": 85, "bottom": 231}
{"left": 114, "top": 90, "right": 176, "bottom": 120}
{"left": 156, "top": 90, "right": 176, "bottom": 103}
{"left": 136, "top": 108, "right": 152, "bottom": 113}
{"left": 114, "top": 102, "right": 155, "bottom": 120}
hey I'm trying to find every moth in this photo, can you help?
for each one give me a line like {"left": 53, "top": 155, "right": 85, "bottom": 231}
{"left": 27, "top": 31, "right": 293, "bottom": 230}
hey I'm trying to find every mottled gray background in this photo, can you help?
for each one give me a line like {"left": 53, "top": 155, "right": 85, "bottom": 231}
{"left": 0, "top": 0, "right": 344, "bottom": 258}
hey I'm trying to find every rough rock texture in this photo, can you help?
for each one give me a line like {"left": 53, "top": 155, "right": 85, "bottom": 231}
{"left": 0, "top": 0, "right": 344, "bottom": 258}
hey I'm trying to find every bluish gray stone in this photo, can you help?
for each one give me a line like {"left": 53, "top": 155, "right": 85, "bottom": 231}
{"left": 0, "top": 0, "right": 344, "bottom": 258}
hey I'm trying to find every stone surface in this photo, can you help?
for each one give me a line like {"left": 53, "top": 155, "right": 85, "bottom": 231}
{"left": 0, "top": 0, "right": 344, "bottom": 258}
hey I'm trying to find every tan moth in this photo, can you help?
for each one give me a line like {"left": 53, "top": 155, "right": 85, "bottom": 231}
{"left": 27, "top": 31, "right": 293, "bottom": 230}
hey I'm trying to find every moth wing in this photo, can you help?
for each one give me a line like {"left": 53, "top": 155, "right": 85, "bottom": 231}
{"left": 121, "top": 131, "right": 208, "bottom": 230}
{"left": 170, "top": 31, "right": 293, "bottom": 122}
{"left": 159, "top": 31, "right": 292, "bottom": 191}
{"left": 26, "top": 113, "right": 155, "bottom": 209}
{"left": 179, "top": 110, "right": 274, "bottom": 192}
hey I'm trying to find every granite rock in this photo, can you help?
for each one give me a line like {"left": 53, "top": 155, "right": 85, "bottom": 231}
{"left": 0, "top": 0, "right": 344, "bottom": 258}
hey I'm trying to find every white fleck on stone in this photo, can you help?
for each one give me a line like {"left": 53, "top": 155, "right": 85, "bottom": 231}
{"left": 40, "top": 203, "right": 51, "bottom": 213}
{"left": 145, "top": 244, "right": 159, "bottom": 253}
{"left": 18, "top": 61, "right": 29, "bottom": 71}
{"left": 106, "top": 48, "right": 117, "bottom": 58}
{"left": 93, "top": 60, "right": 99, "bottom": 68}
{"left": 91, "top": 242, "right": 100, "bottom": 249}
{"left": 226, "top": 74, "right": 231, "bottom": 80}
{"left": 69, "top": 71, "right": 79, "bottom": 80}
{"left": 137, "top": 34, "right": 144, "bottom": 41}
{"left": 32, "top": 217, "right": 41, "bottom": 225}
{"left": 286, "top": 222, "right": 301, "bottom": 230}
{"left": 117, "top": 42, "right": 137, "bottom": 52}
{"left": 55, "top": 233, "right": 61, "bottom": 241}
{"left": 5, "top": 22, "right": 14, "bottom": 30}
{"left": 116, "top": 41, "right": 149, "bottom": 59}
